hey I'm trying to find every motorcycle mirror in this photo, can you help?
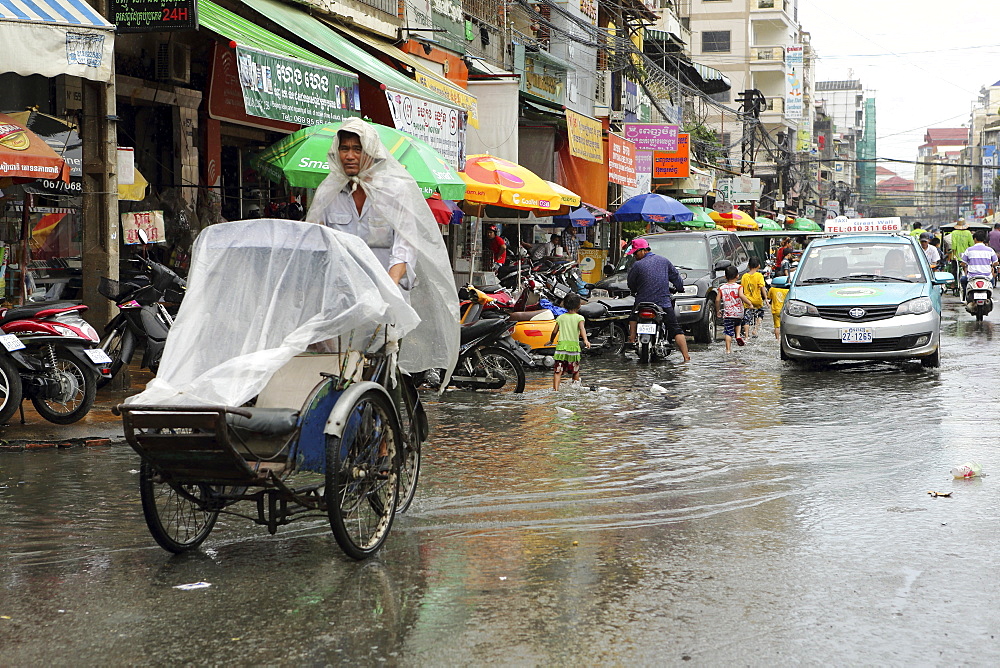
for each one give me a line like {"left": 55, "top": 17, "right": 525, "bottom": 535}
{"left": 137, "top": 228, "right": 149, "bottom": 245}
{"left": 603, "top": 263, "right": 615, "bottom": 276}
{"left": 714, "top": 260, "right": 733, "bottom": 272}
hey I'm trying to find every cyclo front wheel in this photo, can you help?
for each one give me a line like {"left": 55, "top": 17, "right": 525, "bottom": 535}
{"left": 139, "top": 459, "right": 220, "bottom": 553}
{"left": 325, "top": 389, "right": 401, "bottom": 560}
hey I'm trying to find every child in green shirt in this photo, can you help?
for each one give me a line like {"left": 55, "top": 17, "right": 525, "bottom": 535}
{"left": 545, "top": 293, "right": 590, "bottom": 390}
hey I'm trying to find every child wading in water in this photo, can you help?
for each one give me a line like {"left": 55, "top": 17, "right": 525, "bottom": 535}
{"left": 716, "top": 265, "right": 752, "bottom": 353}
{"left": 545, "top": 293, "right": 590, "bottom": 390}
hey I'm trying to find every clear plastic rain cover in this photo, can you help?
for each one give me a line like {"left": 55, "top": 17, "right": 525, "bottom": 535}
{"left": 126, "top": 219, "right": 421, "bottom": 407}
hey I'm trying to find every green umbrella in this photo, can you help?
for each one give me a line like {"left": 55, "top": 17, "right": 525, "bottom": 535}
{"left": 253, "top": 122, "right": 467, "bottom": 200}
{"left": 756, "top": 216, "right": 782, "bottom": 231}
{"left": 684, "top": 205, "right": 715, "bottom": 228}
{"left": 791, "top": 217, "right": 823, "bottom": 231}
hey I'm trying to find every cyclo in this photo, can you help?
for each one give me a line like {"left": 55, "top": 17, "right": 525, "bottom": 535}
{"left": 116, "top": 219, "right": 443, "bottom": 560}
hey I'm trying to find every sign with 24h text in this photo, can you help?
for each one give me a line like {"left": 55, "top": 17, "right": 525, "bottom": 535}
{"left": 652, "top": 133, "right": 690, "bottom": 179}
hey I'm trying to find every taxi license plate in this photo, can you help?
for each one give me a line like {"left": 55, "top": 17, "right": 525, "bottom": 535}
{"left": 84, "top": 348, "right": 113, "bottom": 364}
{"left": 637, "top": 323, "right": 657, "bottom": 334}
{"left": 973, "top": 291, "right": 989, "bottom": 300}
{"left": 0, "top": 334, "right": 25, "bottom": 352}
{"left": 840, "top": 327, "right": 873, "bottom": 343}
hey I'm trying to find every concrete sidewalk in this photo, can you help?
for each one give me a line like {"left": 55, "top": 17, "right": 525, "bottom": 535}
{"left": 0, "top": 365, "right": 152, "bottom": 450}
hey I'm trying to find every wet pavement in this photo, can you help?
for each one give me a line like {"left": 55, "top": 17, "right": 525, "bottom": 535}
{"left": 4, "top": 296, "right": 1000, "bottom": 664}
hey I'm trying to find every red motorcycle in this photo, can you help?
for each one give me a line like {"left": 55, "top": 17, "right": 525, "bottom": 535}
{"left": 0, "top": 302, "right": 111, "bottom": 425}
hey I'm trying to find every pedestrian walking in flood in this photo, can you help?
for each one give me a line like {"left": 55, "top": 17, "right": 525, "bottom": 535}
{"left": 767, "top": 279, "right": 789, "bottom": 339}
{"left": 741, "top": 256, "right": 767, "bottom": 338}
{"left": 546, "top": 292, "right": 590, "bottom": 390}
{"left": 717, "top": 265, "right": 752, "bottom": 352}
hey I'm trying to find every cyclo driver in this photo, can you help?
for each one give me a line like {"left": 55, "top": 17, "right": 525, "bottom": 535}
{"left": 306, "top": 116, "right": 460, "bottom": 378}
{"left": 625, "top": 238, "right": 691, "bottom": 362}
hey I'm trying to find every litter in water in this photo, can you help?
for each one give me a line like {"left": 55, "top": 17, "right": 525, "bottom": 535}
{"left": 650, "top": 383, "right": 668, "bottom": 395}
{"left": 555, "top": 407, "right": 574, "bottom": 417}
{"left": 174, "top": 582, "right": 212, "bottom": 591}
{"left": 927, "top": 491, "right": 952, "bottom": 498}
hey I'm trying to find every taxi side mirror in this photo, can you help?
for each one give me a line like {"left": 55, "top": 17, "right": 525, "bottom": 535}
{"left": 603, "top": 263, "right": 616, "bottom": 276}
{"left": 771, "top": 276, "right": 789, "bottom": 288}
{"left": 714, "top": 260, "right": 732, "bottom": 272}
{"left": 932, "top": 271, "right": 954, "bottom": 285}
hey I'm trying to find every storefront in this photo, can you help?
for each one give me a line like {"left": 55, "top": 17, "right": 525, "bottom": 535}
{"left": 0, "top": 0, "right": 116, "bottom": 307}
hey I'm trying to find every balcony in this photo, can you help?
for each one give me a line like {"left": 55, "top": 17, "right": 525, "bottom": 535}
{"left": 749, "top": 45, "right": 786, "bottom": 72}
{"left": 751, "top": 0, "right": 794, "bottom": 27}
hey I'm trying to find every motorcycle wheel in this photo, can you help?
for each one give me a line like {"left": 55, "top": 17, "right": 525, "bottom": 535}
{"left": 477, "top": 346, "right": 526, "bottom": 393}
{"left": 638, "top": 339, "right": 651, "bottom": 363}
{"left": 96, "top": 327, "right": 132, "bottom": 389}
{"left": 0, "top": 354, "right": 22, "bottom": 425}
{"left": 31, "top": 350, "right": 97, "bottom": 425}
{"left": 976, "top": 311, "right": 984, "bottom": 322}
{"left": 606, "top": 323, "right": 626, "bottom": 356}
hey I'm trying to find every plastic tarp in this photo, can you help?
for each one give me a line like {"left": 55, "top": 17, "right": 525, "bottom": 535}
{"left": 306, "top": 117, "right": 460, "bottom": 379}
{"left": 127, "top": 219, "right": 420, "bottom": 407}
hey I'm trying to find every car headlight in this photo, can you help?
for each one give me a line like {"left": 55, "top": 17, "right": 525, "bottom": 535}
{"left": 896, "top": 296, "right": 933, "bottom": 315}
{"left": 682, "top": 284, "right": 699, "bottom": 296}
{"left": 784, "top": 299, "right": 818, "bottom": 317}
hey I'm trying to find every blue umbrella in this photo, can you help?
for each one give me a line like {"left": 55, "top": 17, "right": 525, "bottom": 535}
{"left": 553, "top": 206, "right": 597, "bottom": 228}
{"left": 612, "top": 193, "right": 694, "bottom": 224}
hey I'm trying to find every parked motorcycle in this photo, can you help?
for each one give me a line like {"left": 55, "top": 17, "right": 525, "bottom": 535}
{"left": 634, "top": 302, "right": 675, "bottom": 363}
{"left": 96, "top": 256, "right": 186, "bottom": 387}
{"left": 580, "top": 295, "right": 633, "bottom": 355}
{"left": 0, "top": 302, "right": 111, "bottom": 424}
{"left": 965, "top": 275, "right": 993, "bottom": 322}
{"left": 459, "top": 285, "right": 535, "bottom": 370}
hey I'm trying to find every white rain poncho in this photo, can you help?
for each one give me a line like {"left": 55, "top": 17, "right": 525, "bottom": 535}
{"left": 127, "top": 219, "right": 421, "bottom": 407}
{"left": 306, "top": 117, "right": 460, "bottom": 378}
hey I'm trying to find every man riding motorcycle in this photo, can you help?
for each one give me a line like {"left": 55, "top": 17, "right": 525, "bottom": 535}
{"left": 625, "top": 238, "right": 691, "bottom": 363}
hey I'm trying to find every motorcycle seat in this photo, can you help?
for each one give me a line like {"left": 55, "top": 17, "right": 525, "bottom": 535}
{"left": 598, "top": 297, "right": 635, "bottom": 310}
{"left": 579, "top": 302, "right": 608, "bottom": 319}
{"left": 475, "top": 284, "right": 503, "bottom": 294}
{"left": 226, "top": 407, "right": 300, "bottom": 437}
{"left": 460, "top": 318, "right": 508, "bottom": 344}
{"left": 0, "top": 301, "right": 81, "bottom": 324}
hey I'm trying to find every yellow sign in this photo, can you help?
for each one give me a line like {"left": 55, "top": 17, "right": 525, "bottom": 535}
{"left": 414, "top": 72, "right": 479, "bottom": 128}
{"left": 578, "top": 248, "right": 607, "bottom": 283}
{"left": 565, "top": 109, "right": 603, "bottom": 164}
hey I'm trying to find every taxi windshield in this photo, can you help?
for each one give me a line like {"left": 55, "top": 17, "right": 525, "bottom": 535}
{"left": 794, "top": 242, "right": 926, "bottom": 285}
{"left": 617, "top": 236, "right": 710, "bottom": 272}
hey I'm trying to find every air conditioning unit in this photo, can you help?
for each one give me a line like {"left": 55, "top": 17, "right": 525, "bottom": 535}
{"left": 156, "top": 41, "right": 191, "bottom": 84}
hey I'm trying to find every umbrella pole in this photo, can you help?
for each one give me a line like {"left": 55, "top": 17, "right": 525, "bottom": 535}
{"left": 20, "top": 193, "right": 31, "bottom": 305}
{"left": 468, "top": 216, "right": 479, "bottom": 285}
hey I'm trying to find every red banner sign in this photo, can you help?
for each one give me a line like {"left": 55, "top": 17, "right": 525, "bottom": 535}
{"left": 608, "top": 133, "right": 636, "bottom": 187}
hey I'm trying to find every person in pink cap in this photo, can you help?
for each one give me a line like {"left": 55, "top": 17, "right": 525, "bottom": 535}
{"left": 625, "top": 238, "right": 691, "bottom": 362}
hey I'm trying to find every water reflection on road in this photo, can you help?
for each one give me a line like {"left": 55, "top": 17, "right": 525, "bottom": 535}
{"left": 4, "top": 300, "right": 1000, "bottom": 664}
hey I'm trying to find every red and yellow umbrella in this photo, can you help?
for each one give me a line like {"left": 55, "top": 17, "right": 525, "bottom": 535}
{"left": 710, "top": 209, "right": 759, "bottom": 230}
{"left": 460, "top": 155, "right": 562, "bottom": 213}
{"left": 0, "top": 113, "right": 69, "bottom": 184}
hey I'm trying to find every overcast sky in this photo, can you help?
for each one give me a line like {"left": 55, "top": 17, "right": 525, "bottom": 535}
{"left": 798, "top": 0, "right": 1000, "bottom": 178}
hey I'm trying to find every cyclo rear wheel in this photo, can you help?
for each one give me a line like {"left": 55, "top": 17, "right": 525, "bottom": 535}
{"left": 139, "top": 459, "right": 220, "bottom": 553}
{"left": 325, "top": 389, "right": 401, "bottom": 560}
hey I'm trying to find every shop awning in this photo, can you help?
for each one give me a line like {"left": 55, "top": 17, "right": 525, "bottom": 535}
{"left": 327, "top": 21, "right": 479, "bottom": 128}
{"left": 0, "top": 0, "right": 114, "bottom": 82}
{"left": 237, "top": 0, "right": 458, "bottom": 111}
{"left": 199, "top": 0, "right": 355, "bottom": 73}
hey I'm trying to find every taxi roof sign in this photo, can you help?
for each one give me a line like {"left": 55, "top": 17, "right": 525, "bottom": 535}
{"left": 824, "top": 216, "right": 902, "bottom": 234}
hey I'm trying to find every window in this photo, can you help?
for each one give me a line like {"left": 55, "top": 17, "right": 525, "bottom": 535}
{"left": 702, "top": 31, "right": 731, "bottom": 53}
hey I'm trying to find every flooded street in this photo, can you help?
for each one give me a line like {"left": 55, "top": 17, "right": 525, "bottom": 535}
{"left": 4, "top": 298, "right": 1000, "bottom": 665}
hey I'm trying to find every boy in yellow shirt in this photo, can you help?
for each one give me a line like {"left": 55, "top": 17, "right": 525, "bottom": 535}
{"left": 767, "top": 281, "right": 789, "bottom": 339}
{"left": 740, "top": 257, "right": 767, "bottom": 338}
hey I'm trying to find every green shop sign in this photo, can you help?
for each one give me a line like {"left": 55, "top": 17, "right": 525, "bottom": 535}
{"left": 235, "top": 46, "right": 360, "bottom": 127}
